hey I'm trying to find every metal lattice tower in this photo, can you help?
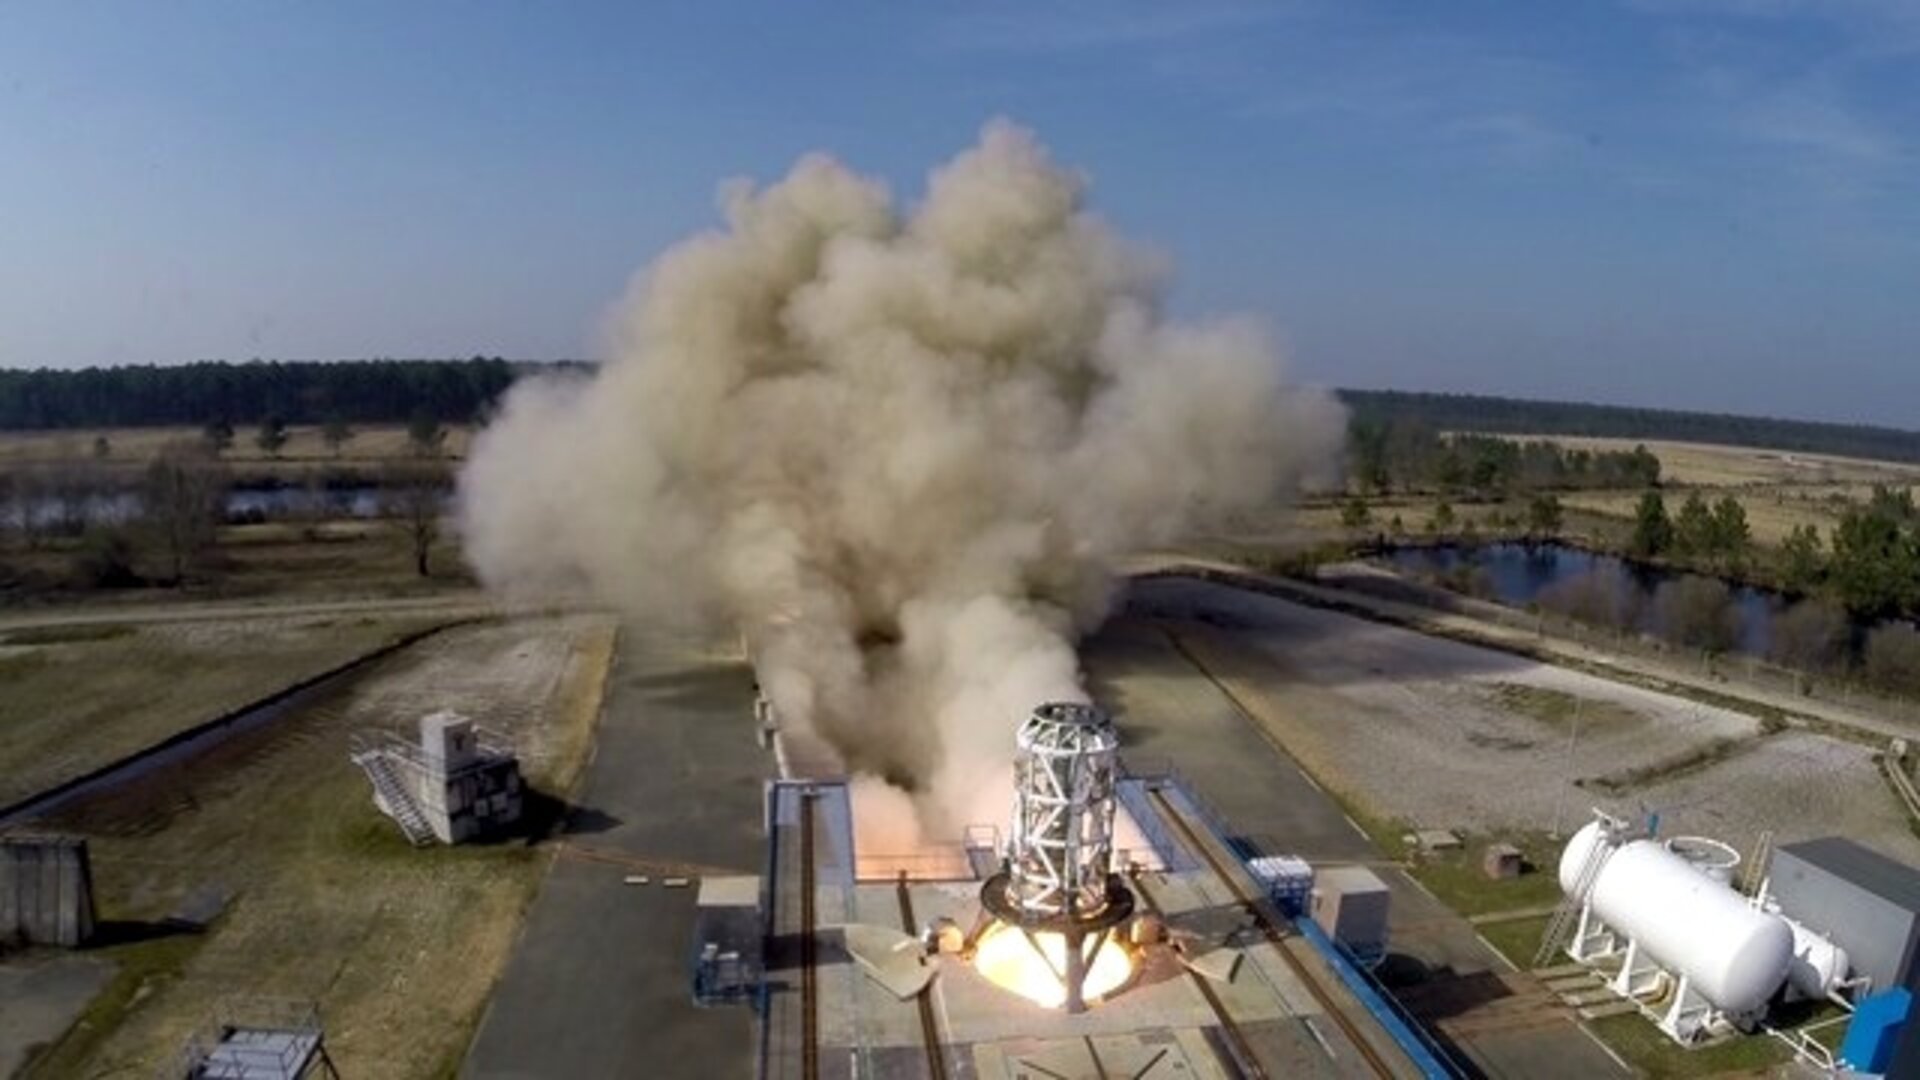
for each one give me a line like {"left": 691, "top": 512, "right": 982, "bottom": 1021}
{"left": 977, "top": 702, "right": 1135, "bottom": 1013}
{"left": 1007, "top": 702, "right": 1121, "bottom": 919}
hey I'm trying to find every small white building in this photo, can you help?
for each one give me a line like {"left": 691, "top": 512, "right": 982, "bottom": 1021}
{"left": 352, "top": 712, "right": 523, "bottom": 845}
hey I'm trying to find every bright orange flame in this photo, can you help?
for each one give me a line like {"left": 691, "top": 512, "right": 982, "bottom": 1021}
{"left": 973, "top": 922, "right": 1134, "bottom": 1008}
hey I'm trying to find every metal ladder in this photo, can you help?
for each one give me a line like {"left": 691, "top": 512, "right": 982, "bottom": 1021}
{"left": 352, "top": 751, "right": 436, "bottom": 846}
{"left": 1532, "top": 835, "right": 1613, "bottom": 968}
{"left": 1743, "top": 829, "right": 1774, "bottom": 899}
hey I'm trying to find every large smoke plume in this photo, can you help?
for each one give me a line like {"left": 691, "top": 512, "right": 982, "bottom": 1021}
{"left": 459, "top": 121, "right": 1344, "bottom": 842}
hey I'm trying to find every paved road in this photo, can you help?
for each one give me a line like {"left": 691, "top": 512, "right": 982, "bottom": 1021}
{"left": 1088, "top": 596, "right": 1628, "bottom": 1080}
{"left": 1085, "top": 615, "right": 1378, "bottom": 862}
{"left": 462, "top": 631, "right": 771, "bottom": 1080}
{"left": 0, "top": 954, "right": 114, "bottom": 1077}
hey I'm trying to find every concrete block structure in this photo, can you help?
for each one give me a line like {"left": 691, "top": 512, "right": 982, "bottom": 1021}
{"left": 1482, "top": 844, "right": 1523, "bottom": 881}
{"left": 1769, "top": 836, "right": 1920, "bottom": 994}
{"left": 0, "top": 834, "right": 95, "bottom": 947}
{"left": 1310, "top": 865, "right": 1391, "bottom": 963}
{"left": 352, "top": 712, "right": 523, "bottom": 846}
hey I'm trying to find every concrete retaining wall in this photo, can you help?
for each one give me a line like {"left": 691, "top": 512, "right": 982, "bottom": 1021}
{"left": 0, "top": 835, "right": 96, "bottom": 947}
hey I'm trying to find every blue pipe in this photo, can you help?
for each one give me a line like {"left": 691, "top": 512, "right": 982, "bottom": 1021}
{"left": 1295, "top": 910, "right": 1461, "bottom": 1078}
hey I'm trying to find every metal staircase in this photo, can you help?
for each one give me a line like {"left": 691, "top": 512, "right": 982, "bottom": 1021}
{"left": 1742, "top": 829, "right": 1774, "bottom": 899}
{"left": 1532, "top": 831, "right": 1614, "bottom": 969}
{"left": 350, "top": 746, "right": 436, "bottom": 847}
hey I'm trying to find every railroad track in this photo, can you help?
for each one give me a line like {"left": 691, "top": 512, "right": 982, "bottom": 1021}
{"left": 1145, "top": 786, "right": 1398, "bottom": 1080}
{"left": 895, "top": 874, "right": 949, "bottom": 1080}
{"left": 1131, "top": 870, "right": 1268, "bottom": 1079}
{"left": 800, "top": 791, "right": 820, "bottom": 1080}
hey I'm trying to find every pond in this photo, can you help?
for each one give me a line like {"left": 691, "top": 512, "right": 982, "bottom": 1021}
{"left": 1378, "top": 541, "right": 1790, "bottom": 659}
{"left": 18, "top": 485, "right": 389, "bottom": 527}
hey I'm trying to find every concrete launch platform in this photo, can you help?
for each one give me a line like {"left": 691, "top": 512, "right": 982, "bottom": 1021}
{"left": 759, "top": 780, "right": 1442, "bottom": 1079}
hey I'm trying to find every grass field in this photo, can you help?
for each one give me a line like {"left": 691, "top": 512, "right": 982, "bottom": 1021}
{"left": 1490, "top": 434, "right": 1920, "bottom": 489}
{"left": 0, "top": 423, "right": 473, "bottom": 467}
{"left": 0, "top": 613, "right": 449, "bottom": 808}
{"left": 21, "top": 615, "right": 616, "bottom": 1078}
{"left": 1, "top": 519, "right": 477, "bottom": 607}
{"left": 1561, "top": 483, "right": 1886, "bottom": 547}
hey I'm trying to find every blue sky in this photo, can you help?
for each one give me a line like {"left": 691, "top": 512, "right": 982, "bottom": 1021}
{"left": 2, "top": 2, "right": 1915, "bottom": 426}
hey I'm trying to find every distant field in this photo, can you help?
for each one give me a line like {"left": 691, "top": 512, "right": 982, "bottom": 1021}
{"left": 0, "top": 422, "right": 473, "bottom": 466}
{"left": 1490, "top": 433, "right": 1920, "bottom": 488}
{"left": 1561, "top": 485, "right": 1875, "bottom": 546}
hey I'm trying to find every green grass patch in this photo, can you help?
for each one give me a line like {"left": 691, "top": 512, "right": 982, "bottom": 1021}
{"left": 1405, "top": 829, "right": 1566, "bottom": 917}
{"left": 1587, "top": 1013, "right": 1791, "bottom": 1078}
{"left": 1, "top": 622, "right": 135, "bottom": 646}
{"left": 1486, "top": 682, "right": 1644, "bottom": 735}
{"left": 1474, "top": 913, "right": 1552, "bottom": 969}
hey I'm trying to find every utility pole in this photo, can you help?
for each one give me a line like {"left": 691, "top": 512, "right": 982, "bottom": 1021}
{"left": 1549, "top": 697, "right": 1584, "bottom": 840}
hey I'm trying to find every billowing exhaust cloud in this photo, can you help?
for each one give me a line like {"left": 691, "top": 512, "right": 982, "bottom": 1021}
{"left": 459, "top": 121, "right": 1343, "bottom": 839}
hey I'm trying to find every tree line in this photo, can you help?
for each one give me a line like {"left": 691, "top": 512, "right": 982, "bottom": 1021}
{"left": 10, "top": 363, "right": 1917, "bottom": 472}
{"left": 0, "top": 357, "right": 532, "bottom": 429}
{"left": 1348, "top": 418, "right": 1661, "bottom": 498}
{"left": 1342, "top": 388, "right": 1920, "bottom": 465}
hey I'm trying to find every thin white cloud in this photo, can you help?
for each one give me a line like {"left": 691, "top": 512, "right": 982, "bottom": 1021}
{"left": 1443, "top": 112, "right": 1584, "bottom": 166}
{"left": 1740, "top": 86, "right": 1899, "bottom": 164}
{"left": 938, "top": 0, "right": 1296, "bottom": 54}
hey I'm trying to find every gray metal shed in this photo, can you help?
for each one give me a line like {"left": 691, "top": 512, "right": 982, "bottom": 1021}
{"left": 1770, "top": 837, "right": 1920, "bottom": 995}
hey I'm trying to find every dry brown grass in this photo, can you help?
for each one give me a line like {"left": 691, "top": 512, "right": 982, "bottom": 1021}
{"left": 24, "top": 616, "right": 616, "bottom": 1078}
{"left": 1492, "top": 434, "right": 1920, "bottom": 488}
{"left": 0, "top": 613, "right": 446, "bottom": 807}
{"left": 1561, "top": 485, "right": 1876, "bottom": 546}
{"left": 0, "top": 423, "right": 472, "bottom": 466}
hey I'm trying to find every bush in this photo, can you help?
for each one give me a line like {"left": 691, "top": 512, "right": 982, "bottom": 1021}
{"left": 1769, "top": 600, "right": 1849, "bottom": 674}
{"left": 1538, "top": 569, "right": 1640, "bottom": 632}
{"left": 1864, "top": 623, "right": 1920, "bottom": 698}
{"left": 70, "top": 528, "right": 142, "bottom": 589}
{"left": 1654, "top": 577, "right": 1737, "bottom": 654}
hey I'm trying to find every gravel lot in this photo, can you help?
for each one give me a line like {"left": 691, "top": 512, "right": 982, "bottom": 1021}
{"left": 341, "top": 614, "right": 603, "bottom": 777}
{"left": 1630, "top": 731, "right": 1920, "bottom": 861}
{"left": 1126, "top": 576, "right": 1918, "bottom": 861}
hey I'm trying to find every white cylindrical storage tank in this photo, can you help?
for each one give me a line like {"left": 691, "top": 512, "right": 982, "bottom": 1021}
{"left": 1560, "top": 822, "right": 1792, "bottom": 1013}
{"left": 1783, "top": 918, "right": 1850, "bottom": 1001}
{"left": 1664, "top": 836, "right": 1740, "bottom": 885}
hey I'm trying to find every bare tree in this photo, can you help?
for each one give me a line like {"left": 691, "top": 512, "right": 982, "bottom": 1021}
{"left": 143, "top": 444, "right": 227, "bottom": 583}
{"left": 1538, "top": 568, "right": 1640, "bottom": 633}
{"left": 0, "top": 471, "right": 17, "bottom": 549}
{"left": 381, "top": 461, "right": 448, "bottom": 577}
{"left": 1770, "top": 599, "right": 1848, "bottom": 675}
{"left": 50, "top": 462, "right": 102, "bottom": 537}
{"left": 1865, "top": 623, "right": 1920, "bottom": 698}
{"left": 10, "top": 466, "right": 51, "bottom": 549}
{"left": 1654, "top": 577, "right": 1738, "bottom": 655}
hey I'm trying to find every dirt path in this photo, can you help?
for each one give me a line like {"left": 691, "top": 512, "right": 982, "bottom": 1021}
{"left": 0, "top": 590, "right": 514, "bottom": 634}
